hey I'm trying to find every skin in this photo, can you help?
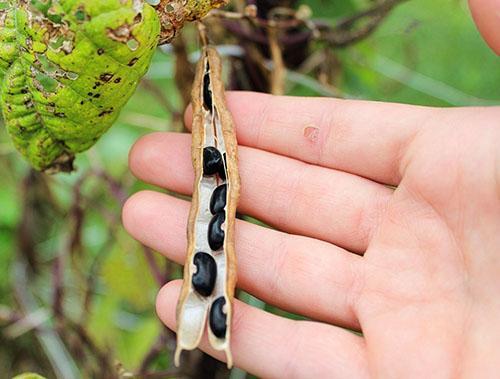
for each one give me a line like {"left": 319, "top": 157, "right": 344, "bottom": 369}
{"left": 122, "top": 5, "right": 500, "bottom": 378}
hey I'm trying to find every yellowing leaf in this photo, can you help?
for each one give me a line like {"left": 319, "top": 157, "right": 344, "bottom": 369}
{"left": 0, "top": 0, "right": 160, "bottom": 172}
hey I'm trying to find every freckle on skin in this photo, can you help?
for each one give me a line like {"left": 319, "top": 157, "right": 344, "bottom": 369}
{"left": 304, "top": 125, "right": 320, "bottom": 143}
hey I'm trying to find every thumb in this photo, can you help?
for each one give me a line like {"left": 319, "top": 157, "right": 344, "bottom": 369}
{"left": 468, "top": 0, "right": 500, "bottom": 55}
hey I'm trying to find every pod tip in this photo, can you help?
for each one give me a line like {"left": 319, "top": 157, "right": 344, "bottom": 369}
{"left": 174, "top": 346, "right": 182, "bottom": 367}
{"left": 225, "top": 349, "right": 233, "bottom": 369}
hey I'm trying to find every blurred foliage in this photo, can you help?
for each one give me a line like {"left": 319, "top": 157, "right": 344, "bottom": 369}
{"left": 0, "top": 0, "right": 498, "bottom": 378}
{"left": 12, "top": 374, "right": 47, "bottom": 379}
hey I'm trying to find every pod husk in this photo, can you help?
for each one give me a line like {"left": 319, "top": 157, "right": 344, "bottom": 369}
{"left": 175, "top": 46, "right": 240, "bottom": 368}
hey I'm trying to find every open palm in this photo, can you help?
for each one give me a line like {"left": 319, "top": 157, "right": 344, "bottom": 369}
{"left": 123, "top": 92, "right": 500, "bottom": 378}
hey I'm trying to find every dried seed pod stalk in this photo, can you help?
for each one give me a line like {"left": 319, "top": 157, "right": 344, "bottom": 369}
{"left": 175, "top": 46, "right": 240, "bottom": 368}
{"left": 154, "top": 0, "right": 229, "bottom": 44}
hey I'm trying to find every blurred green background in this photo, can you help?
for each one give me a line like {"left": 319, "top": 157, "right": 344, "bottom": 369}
{"left": 0, "top": 0, "right": 498, "bottom": 378}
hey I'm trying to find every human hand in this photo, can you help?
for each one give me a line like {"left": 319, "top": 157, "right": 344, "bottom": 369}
{"left": 123, "top": 91, "right": 500, "bottom": 378}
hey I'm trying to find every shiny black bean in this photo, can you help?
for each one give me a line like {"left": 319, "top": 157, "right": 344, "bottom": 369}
{"left": 210, "top": 184, "right": 227, "bottom": 215}
{"left": 208, "top": 212, "right": 225, "bottom": 251}
{"left": 209, "top": 296, "right": 227, "bottom": 338}
{"left": 203, "top": 147, "right": 223, "bottom": 176}
{"left": 203, "top": 66, "right": 212, "bottom": 111}
{"left": 192, "top": 252, "right": 217, "bottom": 297}
{"left": 218, "top": 153, "right": 227, "bottom": 181}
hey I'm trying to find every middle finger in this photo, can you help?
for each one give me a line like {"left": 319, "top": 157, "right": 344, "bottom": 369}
{"left": 130, "top": 132, "right": 392, "bottom": 253}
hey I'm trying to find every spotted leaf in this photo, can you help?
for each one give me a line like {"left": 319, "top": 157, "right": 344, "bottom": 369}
{"left": 0, "top": 0, "right": 160, "bottom": 172}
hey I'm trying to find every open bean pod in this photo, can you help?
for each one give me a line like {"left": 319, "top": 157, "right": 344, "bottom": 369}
{"left": 174, "top": 46, "right": 240, "bottom": 368}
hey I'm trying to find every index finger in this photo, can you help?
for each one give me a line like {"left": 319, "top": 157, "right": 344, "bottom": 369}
{"left": 185, "top": 92, "right": 437, "bottom": 185}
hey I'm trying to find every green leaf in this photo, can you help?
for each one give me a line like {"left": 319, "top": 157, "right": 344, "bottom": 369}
{"left": 0, "top": 0, "right": 160, "bottom": 172}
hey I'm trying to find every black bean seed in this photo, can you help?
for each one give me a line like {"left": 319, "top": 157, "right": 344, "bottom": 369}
{"left": 203, "top": 67, "right": 212, "bottom": 111}
{"left": 203, "top": 147, "right": 224, "bottom": 176}
{"left": 218, "top": 153, "right": 227, "bottom": 181}
{"left": 192, "top": 252, "right": 217, "bottom": 297}
{"left": 209, "top": 296, "right": 227, "bottom": 338}
{"left": 210, "top": 184, "right": 227, "bottom": 215}
{"left": 208, "top": 212, "right": 225, "bottom": 251}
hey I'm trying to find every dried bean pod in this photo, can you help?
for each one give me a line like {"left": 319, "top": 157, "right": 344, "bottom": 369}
{"left": 192, "top": 252, "right": 217, "bottom": 297}
{"left": 210, "top": 184, "right": 227, "bottom": 215}
{"left": 175, "top": 46, "right": 240, "bottom": 368}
